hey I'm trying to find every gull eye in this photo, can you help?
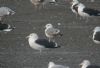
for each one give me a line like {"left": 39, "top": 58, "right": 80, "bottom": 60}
{"left": 56, "top": 30, "right": 57, "bottom": 32}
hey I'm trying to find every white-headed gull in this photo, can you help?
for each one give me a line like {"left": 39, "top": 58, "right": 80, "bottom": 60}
{"left": 0, "top": 7, "right": 15, "bottom": 22}
{"left": 93, "top": 27, "right": 100, "bottom": 44}
{"left": 79, "top": 60, "right": 100, "bottom": 68}
{"left": 77, "top": 3, "right": 100, "bottom": 18}
{"left": 26, "top": 33, "right": 60, "bottom": 53}
{"left": 71, "top": 0, "right": 100, "bottom": 22}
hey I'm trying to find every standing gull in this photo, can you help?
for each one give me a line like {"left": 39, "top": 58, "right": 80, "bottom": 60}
{"left": 26, "top": 33, "right": 60, "bottom": 53}
{"left": 45, "top": 23, "right": 63, "bottom": 42}
{"left": 92, "top": 26, "right": 100, "bottom": 44}
{"left": 48, "top": 61, "right": 69, "bottom": 68}
{"left": 0, "top": 22, "right": 15, "bottom": 32}
{"left": 79, "top": 60, "right": 100, "bottom": 68}
{"left": 0, "top": 7, "right": 15, "bottom": 22}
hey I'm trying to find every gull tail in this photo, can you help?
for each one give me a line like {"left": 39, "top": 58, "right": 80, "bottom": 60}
{"left": 49, "top": 41, "right": 61, "bottom": 48}
{"left": 94, "top": 10, "right": 100, "bottom": 16}
{"left": 3, "top": 25, "right": 15, "bottom": 32}
{"left": 58, "top": 33, "right": 63, "bottom": 36}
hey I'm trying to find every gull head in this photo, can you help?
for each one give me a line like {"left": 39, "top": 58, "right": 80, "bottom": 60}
{"left": 9, "top": 10, "right": 15, "bottom": 15}
{"left": 48, "top": 62, "right": 55, "bottom": 68}
{"left": 2, "top": 7, "right": 15, "bottom": 15}
{"left": 45, "top": 23, "right": 53, "bottom": 29}
{"left": 50, "top": 0, "right": 56, "bottom": 2}
{"left": 93, "top": 26, "right": 100, "bottom": 32}
{"left": 71, "top": 0, "right": 79, "bottom": 5}
{"left": 26, "top": 33, "right": 38, "bottom": 39}
{"left": 79, "top": 60, "right": 91, "bottom": 68}
{"left": 48, "top": 0, "right": 57, "bottom": 4}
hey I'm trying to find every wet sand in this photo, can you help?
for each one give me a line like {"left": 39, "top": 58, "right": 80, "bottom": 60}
{"left": 0, "top": 0, "right": 100, "bottom": 68}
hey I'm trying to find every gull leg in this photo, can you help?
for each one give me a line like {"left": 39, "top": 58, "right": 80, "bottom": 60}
{"left": 75, "top": 14, "right": 78, "bottom": 19}
{"left": 85, "top": 17, "right": 89, "bottom": 23}
{"left": 49, "top": 38, "right": 51, "bottom": 42}
{"left": 39, "top": 49, "right": 42, "bottom": 55}
{"left": 0, "top": 17, "right": 4, "bottom": 23}
{"left": 79, "top": 16, "right": 82, "bottom": 20}
{"left": 52, "top": 39, "right": 55, "bottom": 42}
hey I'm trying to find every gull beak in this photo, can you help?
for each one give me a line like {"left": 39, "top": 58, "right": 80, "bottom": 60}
{"left": 70, "top": 1, "right": 73, "bottom": 4}
{"left": 79, "top": 63, "right": 83, "bottom": 67}
{"left": 44, "top": 26, "right": 46, "bottom": 28}
{"left": 26, "top": 35, "right": 29, "bottom": 39}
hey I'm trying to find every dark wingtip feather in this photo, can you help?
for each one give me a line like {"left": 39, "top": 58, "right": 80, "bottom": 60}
{"left": 49, "top": 41, "right": 61, "bottom": 48}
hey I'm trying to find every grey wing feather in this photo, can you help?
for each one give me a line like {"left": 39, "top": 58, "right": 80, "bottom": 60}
{"left": 46, "top": 28, "right": 60, "bottom": 35}
{"left": 0, "top": 7, "right": 13, "bottom": 16}
{"left": 52, "top": 65, "right": 69, "bottom": 68}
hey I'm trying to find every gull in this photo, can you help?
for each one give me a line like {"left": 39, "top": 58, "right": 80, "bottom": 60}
{"left": 92, "top": 26, "right": 100, "bottom": 44}
{"left": 30, "top": 0, "right": 57, "bottom": 8}
{"left": 91, "top": 0, "right": 95, "bottom": 2}
{"left": 26, "top": 33, "right": 60, "bottom": 53}
{"left": 77, "top": 2, "right": 100, "bottom": 18}
{"left": 70, "top": 0, "right": 85, "bottom": 18}
{"left": 79, "top": 60, "right": 100, "bottom": 68}
{"left": 0, "top": 22, "right": 15, "bottom": 32}
{"left": 0, "top": 7, "right": 15, "bottom": 22}
{"left": 45, "top": 23, "right": 63, "bottom": 42}
{"left": 71, "top": 0, "right": 100, "bottom": 22}
{"left": 48, "top": 61, "right": 69, "bottom": 68}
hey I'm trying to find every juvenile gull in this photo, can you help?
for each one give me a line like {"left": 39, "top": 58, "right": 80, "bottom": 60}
{"left": 30, "top": 0, "right": 57, "bottom": 8}
{"left": 48, "top": 62, "right": 69, "bottom": 68}
{"left": 79, "top": 60, "right": 100, "bottom": 68}
{"left": 26, "top": 33, "right": 60, "bottom": 53}
{"left": 93, "top": 27, "right": 100, "bottom": 44}
{"left": 0, "top": 7, "right": 15, "bottom": 22}
{"left": 45, "top": 23, "right": 63, "bottom": 42}
{"left": 0, "top": 22, "right": 15, "bottom": 32}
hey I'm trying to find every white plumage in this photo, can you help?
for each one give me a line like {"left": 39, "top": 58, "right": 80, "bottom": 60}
{"left": 71, "top": 0, "right": 100, "bottom": 20}
{"left": 48, "top": 62, "right": 69, "bottom": 68}
{"left": 26, "top": 33, "right": 60, "bottom": 53}
{"left": 0, "top": 7, "right": 15, "bottom": 21}
{"left": 79, "top": 60, "right": 91, "bottom": 68}
{"left": 0, "top": 23, "right": 15, "bottom": 32}
{"left": 93, "top": 27, "right": 100, "bottom": 44}
{"left": 71, "top": 0, "right": 85, "bottom": 16}
{"left": 79, "top": 60, "right": 100, "bottom": 68}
